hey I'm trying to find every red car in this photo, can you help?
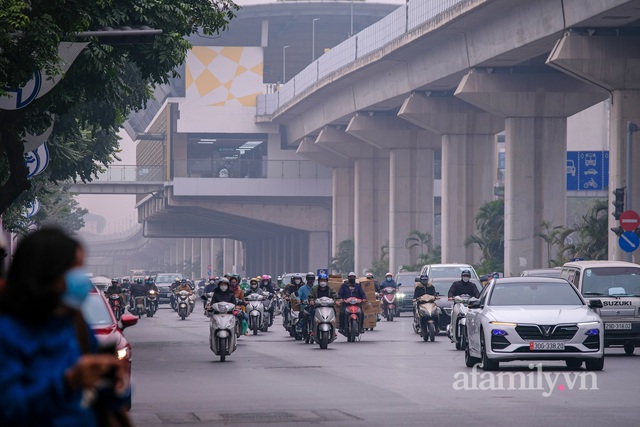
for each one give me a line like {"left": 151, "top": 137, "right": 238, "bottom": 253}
{"left": 81, "top": 289, "right": 138, "bottom": 408}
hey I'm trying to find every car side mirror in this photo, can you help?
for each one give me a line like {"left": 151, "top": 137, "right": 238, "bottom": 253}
{"left": 588, "top": 299, "right": 603, "bottom": 309}
{"left": 468, "top": 298, "right": 481, "bottom": 309}
{"left": 119, "top": 314, "right": 138, "bottom": 330}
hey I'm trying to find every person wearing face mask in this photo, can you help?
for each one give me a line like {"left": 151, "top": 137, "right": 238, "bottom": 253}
{"left": 308, "top": 274, "right": 338, "bottom": 338}
{"left": 209, "top": 278, "right": 236, "bottom": 304}
{"left": 381, "top": 272, "right": 398, "bottom": 289}
{"left": 282, "top": 274, "right": 303, "bottom": 327}
{"left": 244, "top": 277, "right": 262, "bottom": 297}
{"left": 296, "top": 273, "right": 316, "bottom": 333}
{"left": 337, "top": 272, "right": 367, "bottom": 333}
{"left": 447, "top": 270, "right": 480, "bottom": 301}
{"left": 0, "top": 228, "right": 128, "bottom": 426}
{"left": 201, "top": 276, "right": 218, "bottom": 310}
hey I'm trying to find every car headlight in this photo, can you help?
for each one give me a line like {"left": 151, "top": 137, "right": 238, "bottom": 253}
{"left": 117, "top": 347, "right": 131, "bottom": 361}
{"left": 578, "top": 321, "right": 600, "bottom": 326}
{"left": 492, "top": 329, "right": 509, "bottom": 336}
{"left": 397, "top": 293, "right": 405, "bottom": 298}
{"left": 490, "top": 321, "right": 517, "bottom": 327}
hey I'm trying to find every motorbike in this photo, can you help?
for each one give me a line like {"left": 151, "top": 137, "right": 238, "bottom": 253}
{"left": 299, "top": 301, "right": 314, "bottom": 344}
{"left": 188, "top": 292, "right": 197, "bottom": 314}
{"left": 414, "top": 294, "right": 440, "bottom": 342}
{"left": 261, "top": 291, "right": 274, "bottom": 330}
{"left": 246, "top": 293, "right": 266, "bottom": 335}
{"left": 447, "top": 294, "right": 472, "bottom": 350}
{"left": 340, "top": 297, "right": 364, "bottom": 343}
{"left": 203, "top": 292, "right": 215, "bottom": 318}
{"left": 108, "top": 294, "right": 123, "bottom": 321}
{"left": 380, "top": 286, "right": 398, "bottom": 321}
{"left": 146, "top": 290, "right": 158, "bottom": 317}
{"left": 130, "top": 294, "right": 147, "bottom": 319}
{"left": 177, "top": 290, "right": 192, "bottom": 320}
{"left": 313, "top": 297, "right": 337, "bottom": 349}
{"left": 209, "top": 301, "right": 238, "bottom": 362}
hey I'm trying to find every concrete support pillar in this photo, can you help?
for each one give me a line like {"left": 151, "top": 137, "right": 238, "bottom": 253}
{"left": 399, "top": 93, "right": 504, "bottom": 264}
{"left": 201, "top": 239, "right": 211, "bottom": 277}
{"left": 234, "top": 240, "right": 245, "bottom": 277}
{"left": 164, "top": 244, "right": 173, "bottom": 271}
{"left": 222, "top": 239, "right": 234, "bottom": 275}
{"left": 309, "top": 231, "right": 330, "bottom": 270}
{"left": 347, "top": 116, "right": 437, "bottom": 274}
{"left": 547, "top": 33, "right": 640, "bottom": 261}
{"left": 191, "top": 238, "right": 201, "bottom": 277}
{"left": 332, "top": 167, "right": 355, "bottom": 257}
{"left": 456, "top": 71, "right": 607, "bottom": 274}
{"left": 175, "top": 239, "right": 184, "bottom": 274}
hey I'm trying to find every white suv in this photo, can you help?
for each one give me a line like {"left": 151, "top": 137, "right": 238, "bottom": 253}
{"left": 420, "top": 263, "right": 480, "bottom": 281}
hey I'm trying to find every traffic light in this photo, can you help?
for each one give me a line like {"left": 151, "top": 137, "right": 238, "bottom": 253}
{"left": 612, "top": 187, "right": 626, "bottom": 220}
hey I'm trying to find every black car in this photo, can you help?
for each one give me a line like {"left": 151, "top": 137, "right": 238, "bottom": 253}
{"left": 395, "top": 272, "right": 419, "bottom": 313}
{"left": 155, "top": 273, "right": 183, "bottom": 304}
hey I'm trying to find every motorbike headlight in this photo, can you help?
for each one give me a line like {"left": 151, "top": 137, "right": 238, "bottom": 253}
{"left": 398, "top": 293, "right": 405, "bottom": 298}
{"left": 117, "top": 347, "right": 131, "bottom": 361}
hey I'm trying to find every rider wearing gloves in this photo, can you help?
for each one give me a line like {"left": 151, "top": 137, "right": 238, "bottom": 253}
{"left": 337, "top": 272, "right": 367, "bottom": 333}
{"left": 447, "top": 270, "right": 480, "bottom": 301}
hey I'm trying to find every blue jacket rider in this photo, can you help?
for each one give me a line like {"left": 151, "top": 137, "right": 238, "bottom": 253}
{"left": 380, "top": 272, "right": 398, "bottom": 289}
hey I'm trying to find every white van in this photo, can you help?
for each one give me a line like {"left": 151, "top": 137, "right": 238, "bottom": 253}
{"left": 560, "top": 260, "right": 640, "bottom": 355}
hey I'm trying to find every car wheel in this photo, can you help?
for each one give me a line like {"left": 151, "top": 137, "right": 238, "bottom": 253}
{"left": 624, "top": 343, "right": 635, "bottom": 355}
{"left": 480, "top": 329, "right": 498, "bottom": 371}
{"left": 565, "top": 359, "right": 582, "bottom": 369}
{"left": 465, "top": 336, "right": 480, "bottom": 368}
{"left": 585, "top": 356, "right": 604, "bottom": 371}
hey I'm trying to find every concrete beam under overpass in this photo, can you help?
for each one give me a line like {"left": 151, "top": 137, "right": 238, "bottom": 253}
{"left": 296, "top": 136, "right": 350, "bottom": 168}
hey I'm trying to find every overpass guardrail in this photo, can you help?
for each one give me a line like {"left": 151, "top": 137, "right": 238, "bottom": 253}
{"left": 256, "top": 0, "right": 464, "bottom": 116}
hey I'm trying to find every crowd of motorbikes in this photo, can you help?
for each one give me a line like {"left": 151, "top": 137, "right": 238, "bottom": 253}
{"left": 104, "top": 272, "right": 481, "bottom": 362}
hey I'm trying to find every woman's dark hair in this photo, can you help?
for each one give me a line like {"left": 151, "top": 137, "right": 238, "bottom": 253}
{"left": 0, "top": 227, "right": 81, "bottom": 321}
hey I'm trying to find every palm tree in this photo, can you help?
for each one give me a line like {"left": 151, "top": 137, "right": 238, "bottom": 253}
{"left": 556, "top": 200, "right": 608, "bottom": 262}
{"left": 464, "top": 199, "right": 504, "bottom": 273}
{"left": 538, "top": 220, "right": 567, "bottom": 267}
{"left": 405, "top": 230, "right": 433, "bottom": 262}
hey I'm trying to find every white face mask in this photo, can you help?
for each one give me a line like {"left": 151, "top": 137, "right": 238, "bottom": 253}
{"left": 294, "top": 279, "right": 301, "bottom": 285}
{"left": 319, "top": 282, "right": 327, "bottom": 288}
{"left": 462, "top": 277, "right": 470, "bottom": 283}
{"left": 219, "top": 285, "right": 228, "bottom": 292}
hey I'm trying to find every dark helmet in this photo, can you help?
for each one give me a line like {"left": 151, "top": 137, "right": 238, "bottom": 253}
{"left": 419, "top": 274, "right": 429, "bottom": 284}
{"left": 461, "top": 269, "right": 471, "bottom": 277}
{"left": 111, "top": 278, "right": 119, "bottom": 285}
{"left": 305, "top": 272, "right": 315, "bottom": 282}
{"left": 365, "top": 272, "right": 374, "bottom": 279}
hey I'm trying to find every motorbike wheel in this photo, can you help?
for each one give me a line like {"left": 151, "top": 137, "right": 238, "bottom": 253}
{"left": 320, "top": 331, "right": 329, "bottom": 349}
{"left": 456, "top": 327, "right": 466, "bottom": 351}
{"left": 349, "top": 319, "right": 358, "bottom": 343}
{"left": 428, "top": 323, "right": 436, "bottom": 342}
{"left": 253, "top": 324, "right": 258, "bottom": 335}
{"left": 218, "top": 337, "right": 227, "bottom": 362}
{"left": 388, "top": 311, "right": 394, "bottom": 322}
{"left": 294, "top": 331, "right": 302, "bottom": 341}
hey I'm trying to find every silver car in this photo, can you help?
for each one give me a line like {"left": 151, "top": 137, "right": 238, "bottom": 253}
{"left": 465, "top": 277, "right": 604, "bottom": 371}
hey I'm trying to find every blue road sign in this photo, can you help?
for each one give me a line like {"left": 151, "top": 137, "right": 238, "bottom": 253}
{"left": 567, "top": 151, "right": 609, "bottom": 191}
{"left": 316, "top": 268, "right": 329, "bottom": 276}
{"left": 618, "top": 231, "right": 640, "bottom": 253}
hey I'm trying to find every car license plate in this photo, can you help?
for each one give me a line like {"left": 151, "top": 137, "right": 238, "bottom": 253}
{"left": 530, "top": 342, "right": 565, "bottom": 351}
{"left": 605, "top": 322, "right": 632, "bottom": 330}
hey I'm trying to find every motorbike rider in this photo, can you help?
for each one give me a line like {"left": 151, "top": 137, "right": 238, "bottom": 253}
{"left": 258, "top": 275, "right": 277, "bottom": 325}
{"left": 202, "top": 276, "right": 218, "bottom": 310}
{"left": 414, "top": 274, "right": 436, "bottom": 299}
{"left": 337, "top": 272, "right": 367, "bottom": 334}
{"left": 365, "top": 272, "right": 380, "bottom": 292}
{"left": 308, "top": 273, "right": 338, "bottom": 338}
{"left": 296, "top": 273, "right": 316, "bottom": 332}
{"left": 447, "top": 270, "right": 480, "bottom": 301}
{"left": 129, "top": 278, "right": 147, "bottom": 311}
{"left": 169, "top": 277, "right": 181, "bottom": 308}
{"left": 144, "top": 276, "right": 159, "bottom": 311}
{"left": 244, "top": 277, "right": 262, "bottom": 296}
{"left": 282, "top": 274, "right": 303, "bottom": 326}
{"left": 227, "top": 276, "right": 249, "bottom": 335}
{"left": 381, "top": 272, "right": 398, "bottom": 289}
{"left": 105, "top": 278, "right": 124, "bottom": 307}
{"left": 203, "top": 277, "right": 236, "bottom": 305}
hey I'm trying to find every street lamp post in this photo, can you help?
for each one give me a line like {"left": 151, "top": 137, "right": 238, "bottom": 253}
{"left": 283, "top": 45, "right": 289, "bottom": 83}
{"left": 312, "top": 18, "right": 320, "bottom": 61}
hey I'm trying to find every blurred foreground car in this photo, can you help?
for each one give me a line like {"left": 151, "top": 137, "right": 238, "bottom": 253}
{"left": 82, "top": 289, "right": 138, "bottom": 408}
{"left": 465, "top": 277, "right": 604, "bottom": 371}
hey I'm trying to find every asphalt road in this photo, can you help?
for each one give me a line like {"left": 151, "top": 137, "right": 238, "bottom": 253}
{"left": 125, "top": 305, "right": 639, "bottom": 427}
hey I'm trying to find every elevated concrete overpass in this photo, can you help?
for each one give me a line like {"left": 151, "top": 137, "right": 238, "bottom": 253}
{"left": 256, "top": 0, "right": 640, "bottom": 274}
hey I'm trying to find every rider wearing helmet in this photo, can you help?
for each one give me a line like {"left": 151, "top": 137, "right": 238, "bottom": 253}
{"left": 381, "top": 272, "right": 398, "bottom": 289}
{"left": 244, "top": 277, "right": 262, "bottom": 297}
{"left": 337, "top": 272, "right": 367, "bottom": 333}
{"left": 129, "top": 278, "right": 147, "bottom": 310}
{"left": 228, "top": 275, "right": 245, "bottom": 301}
{"left": 207, "top": 278, "right": 236, "bottom": 305}
{"left": 105, "top": 278, "right": 124, "bottom": 307}
{"left": 309, "top": 273, "right": 337, "bottom": 303}
{"left": 447, "top": 269, "right": 480, "bottom": 301}
{"left": 365, "top": 272, "right": 381, "bottom": 292}
{"left": 414, "top": 274, "right": 436, "bottom": 299}
{"left": 296, "top": 273, "right": 316, "bottom": 333}
{"left": 201, "top": 276, "right": 218, "bottom": 309}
